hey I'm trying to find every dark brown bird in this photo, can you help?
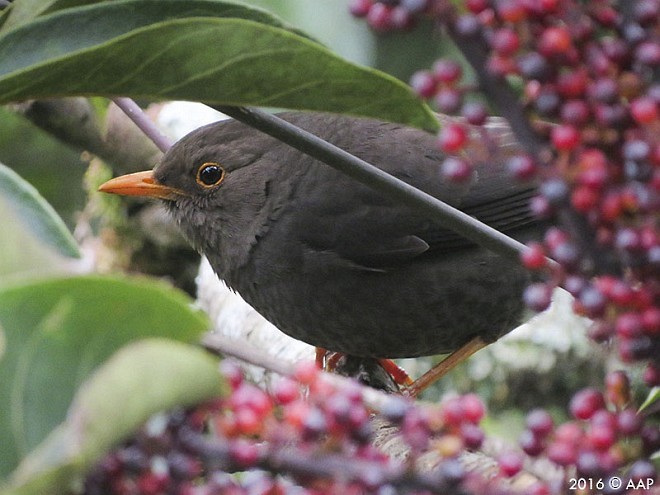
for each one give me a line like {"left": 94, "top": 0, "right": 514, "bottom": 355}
{"left": 100, "top": 112, "right": 537, "bottom": 363}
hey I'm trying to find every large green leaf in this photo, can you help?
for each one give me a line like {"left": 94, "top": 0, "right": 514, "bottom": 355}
{"left": 0, "top": 163, "right": 80, "bottom": 259}
{"left": 3, "top": 339, "right": 224, "bottom": 495}
{"left": 0, "top": 0, "right": 302, "bottom": 34}
{"left": 0, "top": 0, "right": 438, "bottom": 131}
{"left": 0, "top": 275, "right": 209, "bottom": 481}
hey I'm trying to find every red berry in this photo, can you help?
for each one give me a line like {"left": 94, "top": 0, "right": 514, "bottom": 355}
{"left": 487, "top": 54, "right": 517, "bottom": 77}
{"left": 507, "top": 154, "right": 537, "bottom": 180}
{"left": 544, "top": 227, "right": 570, "bottom": 249}
{"left": 570, "top": 388, "right": 605, "bottom": 420}
{"left": 229, "top": 439, "right": 260, "bottom": 467}
{"left": 432, "top": 59, "right": 463, "bottom": 84}
{"left": 571, "top": 186, "right": 600, "bottom": 212}
{"left": 586, "top": 423, "right": 616, "bottom": 451}
{"left": 560, "top": 100, "right": 591, "bottom": 125}
{"left": 615, "top": 312, "right": 643, "bottom": 338}
{"left": 366, "top": 3, "right": 394, "bottom": 32}
{"left": 229, "top": 383, "right": 273, "bottom": 418}
{"left": 273, "top": 377, "right": 299, "bottom": 405}
{"left": 497, "top": 0, "right": 526, "bottom": 22}
{"left": 617, "top": 408, "right": 643, "bottom": 435}
{"left": 219, "top": 360, "right": 244, "bottom": 390}
{"left": 349, "top": 0, "right": 373, "bottom": 17}
{"left": 641, "top": 307, "right": 660, "bottom": 335}
{"left": 498, "top": 451, "right": 523, "bottom": 477}
{"left": 461, "top": 393, "right": 486, "bottom": 424}
{"left": 520, "top": 429, "right": 545, "bottom": 456}
{"left": 293, "top": 360, "right": 319, "bottom": 385}
{"left": 551, "top": 124, "right": 581, "bottom": 151}
{"left": 441, "top": 396, "right": 465, "bottom": 426}
{"left": 557, "top": 69, "right": 588, "bottom": 98}
{"left": 526, "top": 409, "right": 554, "bottom": 438}
{"left": 435, "top": 87, "right": 463, "bottom": 114}
{"left": 548, "top": 440, "right": 578, "bottom": 466}
{"left": 460, "top": 102, "right": 487, "bottom": 126}
{"left": 438, "top": 124, "right": 468, "bottom": 153}
{"left": 460, "top": 423, "right": 485, "bottom": 449}
{"left": 523, "top": 282, "right": 552, "bottom": 311}
{"left": 643, "top": 363, "right": 660, "bottom": 386}
{"left": 635, "top": 40, "right": 660, "bottom": 66}
{"left": 410, "top": 70, "right": 437, "bottom": 98}
{"left": 630, "top": 96, "right": 658, "bottom": 124}
{"left": 441, "top": 157, "right": 473, "bottom": 182}
{"left": 554, "top": 421, "right": 583, "bottom": 444}
{"left": 491, "top": 27, "right": 520, "bottom": 56}
{"left": 466, "top": 0, "right": 489, "bottom": 14}
{"left": 538, "top": 26, "right": 572, "bottom": 56}
{"left": 521, "top": 242, "right": 547, "bottom": 270}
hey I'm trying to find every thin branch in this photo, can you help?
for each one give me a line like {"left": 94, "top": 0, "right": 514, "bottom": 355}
{"left": 202, "top": 331, "right": 295, "bottom": 377}
{"left": 213, "top": 105, "right": 531, "bottom": 263}
{"left": 111, "top": 97, "right": 173, "bottom": 153}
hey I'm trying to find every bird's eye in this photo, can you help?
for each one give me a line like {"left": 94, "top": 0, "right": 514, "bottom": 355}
{"left": 196, "top": 162, "right": 225, "bottom": 188}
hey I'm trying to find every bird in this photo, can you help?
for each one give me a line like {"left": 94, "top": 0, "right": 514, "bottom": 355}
{"left": 99, "top": 112, "right": 539, "bottom": 389}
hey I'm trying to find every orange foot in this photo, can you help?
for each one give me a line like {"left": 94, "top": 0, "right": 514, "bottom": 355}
{"left": 315, "top": 336, "right": 487, "bottom": 397}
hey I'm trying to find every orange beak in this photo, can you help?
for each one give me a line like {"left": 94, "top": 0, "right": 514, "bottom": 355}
{"left": 98, "top": 170, "right": 185, "bottom": 201}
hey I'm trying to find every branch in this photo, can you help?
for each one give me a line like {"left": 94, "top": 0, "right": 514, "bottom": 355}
{"left": 213, "top": 105, "right": 531, "bottom": 264}
{"left": 111, "top": 97, "right": 173, "bottom": 153}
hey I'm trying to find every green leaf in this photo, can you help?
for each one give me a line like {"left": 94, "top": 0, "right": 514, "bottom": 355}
{"left": 0, "top": 0, "right": 438, "bottom": 131}
{"left": 0, "top": 275, "right": 209, "bottom": 481}
{"left": 639, "top": 386, "right": 660, "bottom": 413}
{"left": 0, "top": 163, "right": 80, "bottom": 259}
{"left": 4, "top": 339, "right": 224, "bottom": 495}
{"left": 0, "top": 0, "right": 301, "bottom": 33}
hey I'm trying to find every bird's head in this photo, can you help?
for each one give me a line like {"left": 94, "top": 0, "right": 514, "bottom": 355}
{"left": 99, "top": 120, "right": 290, "bottom": 272}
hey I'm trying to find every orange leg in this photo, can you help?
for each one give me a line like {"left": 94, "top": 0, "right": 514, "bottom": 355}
{"left": 377, "top": 359, "right": 414, "bottom": 387}
{"left": 315, "top": 347, "right": 328, "bottom": 368}
{"left": 405, "top": 336, "right": 488, "bottom": 397}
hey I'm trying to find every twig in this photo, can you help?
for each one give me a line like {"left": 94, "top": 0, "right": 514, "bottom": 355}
{"left": 213, "top": 105, "right": 531, "bottom": 263}
{"left": 202, "top": 331, "right": 295, "bottom": 377}
{"left": 111, "top": 97, "right": 173, "bottom": 153}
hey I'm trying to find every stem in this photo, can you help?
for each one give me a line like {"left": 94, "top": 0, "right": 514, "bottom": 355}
{"left": 111, "top": 97, "right": 172, "bottom": 153}
{"left": 214, "top": 105, "right": 531, "bottom": 263}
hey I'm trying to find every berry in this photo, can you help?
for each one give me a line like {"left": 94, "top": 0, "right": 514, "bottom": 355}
{"left": 437, "top": 123, "right": 468, "bottom": 152}
{"left": 538, "top": 26, "right": 572, "bottom": 56}
{"left": 551, "top": 124, "right": 581, "bottom": 150}
{"left": 435, "top": 87, "right": 463, "bottom": 114}
{"left": 521, "top": 242, "right": 547, "bottom": 270}
{"left": 519, "top": 429, "right": 544, "bottom": 456}
{"left": 440, "top": 157, "right": 472, "bottom": 182}
{"left": 570, "top": 388, "right": 605, "bottom": 420}
{"left": 432, "top": 59, "right": 463, "bottom": 84}
{"left": 366, "top": 3, "right": 394, "bottom": 32}
{"left": 461, "top": 393, "right": 486, "bottom": 424}
{"left": 461, "top": 101, "right": 488, "bottom": 125}
{"left": 630, "top": 96, "right": 658, "bottom": 124}
{"left": 491, "top": 27, "right": 520, "bottom": 56}
{"left": 349, "top": 0, "right": 373, "bottom": 17}
{"left": 410, "top": 70, "right": 437, "bottom": 98}
{"left": 523, "top": 282, "right": 552, "bottom": 311}
{"left": 526, "top": 409, "right": 554, "bottom": 438}
{"left": 498, "top": 451, "right": 523, "bottom": 477}
{"left": 507, "top": 154, "right": 537, "bottom": 180}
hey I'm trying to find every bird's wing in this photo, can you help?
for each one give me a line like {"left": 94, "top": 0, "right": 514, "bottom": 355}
{"left": 276, "top": 113, "right": 538, "bottom": 270}
{"left": 288, "top": 166, "right": 537, "bottom": 270}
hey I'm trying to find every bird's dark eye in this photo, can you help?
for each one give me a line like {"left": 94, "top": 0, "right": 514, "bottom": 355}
{"left": 196, "top": 162, "right": 225, "bottom": 188}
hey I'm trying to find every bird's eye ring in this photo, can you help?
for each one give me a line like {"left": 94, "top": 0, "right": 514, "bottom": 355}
{"left": 196, "top": 162, "right": 225, "bottom": 188}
